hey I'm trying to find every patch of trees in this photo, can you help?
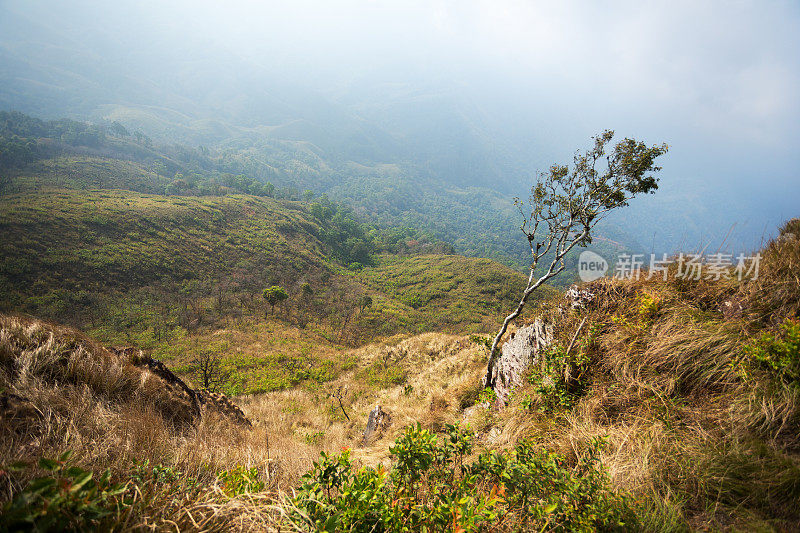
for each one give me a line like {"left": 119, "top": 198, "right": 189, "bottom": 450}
{"left": 0, "top": 111, "right": 281, "bottom": 198}
{"left": 308, "top": 195, "right": 454, "bottom": 267}
{"left": 163, "top": 171, "right": 276, "bottom": 198}
{"left": 0, "top": 110, "right": 105, "bottom": 151}
{"left": 0, "top": 135, "right": 39, "bottom": 169}
{"left": 310, "top": 196, "right": 376, "bottom": 266}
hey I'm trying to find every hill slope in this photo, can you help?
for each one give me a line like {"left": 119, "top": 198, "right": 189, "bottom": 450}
{"left": 2, "top": 219, "right": 798, "bottom": 530}
{"left": 0, "top": 181, "right": 538, "bottom": 349}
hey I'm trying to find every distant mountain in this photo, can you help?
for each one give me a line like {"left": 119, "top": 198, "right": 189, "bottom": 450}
{"left": 0, "top": 4, "right": 659, "bottom": 266}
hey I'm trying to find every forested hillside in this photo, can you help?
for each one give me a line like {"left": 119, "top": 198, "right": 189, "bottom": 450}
{"left": 0, "top": 110, "right": 556, "bottom": 366}
{"left": 0, "top": 100, "right": 632, "bottom": 274}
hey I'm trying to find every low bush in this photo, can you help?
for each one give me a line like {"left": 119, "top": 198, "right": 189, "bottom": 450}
{"left": 526, "top": 342, "right": 592, "bottom": 413}
{"left": 217, "top": 465, "right": 265, "bottom": 497}
{"left": 1, "top": 451, "right": 129, "bottom": 532}
{"left": 288, "top": 424, "right": 634, "bottom": 532}
{"left": 733, "top": 318, "right": 800, "bottom": 387}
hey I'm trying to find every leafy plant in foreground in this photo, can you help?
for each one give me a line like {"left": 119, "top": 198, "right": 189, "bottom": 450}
{"left": 1, "top": 451, "right": 128, "bottom": 532}
{"left": 526, "top": 342, "right": 591, "bottom": 413}
{"left": 289, "top": 424, "right": 634, "bottom": 532}
{"left": 217, "top": 465, "right": 265, "bottom": 496}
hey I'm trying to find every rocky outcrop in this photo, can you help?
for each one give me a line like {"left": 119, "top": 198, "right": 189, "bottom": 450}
{"left": 362, "top": 405, "right": 391, "bottom": 446}
{"left": 115, "top": 346, "right": 252, "bottom": 427}
{"left": 486, "top": 319, "right": 553, "bottom": 405}
{"left": 565, "top": 285, "right": 595, "bottom": 310}
{"left": 197, "top": 389, "right": 252, "bottom": 427}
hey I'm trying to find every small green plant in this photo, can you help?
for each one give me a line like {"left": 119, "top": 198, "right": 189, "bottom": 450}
{"left": 477, "top": 387, "right": 498, "bottom": 405}
{"left": 469, "top": 334, "right": 492, "bottom": 352}
{"left": 131, "top": 460, "right": 182, "bottom": 486}
{"left": 733, "top": 318, "right": 800, "bottom": 387}
{"left": 527, "top": 343, "right": 591, "bottom": 413}
{"left": 637, "top": 292, "right": 661, "bottom": 318}
{"left": 217, "top": 465, "right": 265, "bottom": 496}
{"left": 520, "top": 394, "right": 533, "bottom": 411}
{"left": 2, "top": 451, "right": 129, "bottom": 531}
{"left": 303, "top": 430, "right": 326, "bottom": 445}
{"left": 389, "top": 423, "right": 439, "bottom": 485}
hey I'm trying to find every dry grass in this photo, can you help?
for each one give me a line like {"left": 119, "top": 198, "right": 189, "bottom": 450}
{"left": 476, "top": 221, "right": 800, "bottom": 530}
{"left": 743, "top": 218, "right": 800, "bottom": 326}
{"left": 2, "top": 219, "right": 798, "bottom": 531}
{"left": 0, "top": 314, "right": 280, "bottom": 529}
{"left": 0, "top": 313, "right": 489, "bottom": 530}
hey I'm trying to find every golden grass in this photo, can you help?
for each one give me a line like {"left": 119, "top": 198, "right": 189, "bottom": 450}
{"left": 2, "top": 219, "right": 799, "bottom": 530}
{"left": 477, "top": 222, "right": 800, "bottom": 530}
{"left": 0, "top": 313, "right": 492, "bottom": 530}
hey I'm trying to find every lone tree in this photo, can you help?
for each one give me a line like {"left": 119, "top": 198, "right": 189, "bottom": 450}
{"left": 483, "top": 130, "right": 668, "bottom": 391}
{"left": 263, "top": 285, "right": 289, "bottom": 316}
{"left": 190, "top": 345, "right": 232, "bottom": 392}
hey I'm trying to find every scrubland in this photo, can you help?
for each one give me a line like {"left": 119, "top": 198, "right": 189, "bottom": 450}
{"left": 2, "top": 219, "right": 799, "bottom": 531}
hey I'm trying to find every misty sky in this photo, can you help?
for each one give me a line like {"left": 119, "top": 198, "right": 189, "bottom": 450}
{"left": 3, "top": 0, "right": 799, "bottom": 250}
{"left": 117, "top": 0, "right": 800, "bottom": 150}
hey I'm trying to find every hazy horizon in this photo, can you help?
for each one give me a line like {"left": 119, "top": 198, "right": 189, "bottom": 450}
{"left": 1, "top": 0, "right": 798, "bottom": 254}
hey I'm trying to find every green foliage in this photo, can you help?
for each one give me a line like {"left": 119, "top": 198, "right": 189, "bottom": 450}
{"left": 637, "top": 292, "right": 661, "bottom": 318}
{"left": 263, "top": 285, "right": 289, "bottom": 314}
{"left": 476, "top": 387, "right": 498, "bottom": 405}
{"left": 290, "top": 425, "right": 633, "bottom": 532}
{"left": 358, "top": 254, "right": 543, "bottom": 334}
{"left": 389, "top": 423, "right": 440, "bottom": 484}
{"left": 733, "top": 318, "right": 800, "bottom": 387}
{"left": 469, "top": 334, "right": 492, "bottom": 351}
{"left": 1, "top": 451, "right": 129, "bottom": 532}
{"left": 527, "top": 341, "right": 592, "bottom": 413}
{"left": 310, "top": 196, "right": 376, "bottom": 265}
{"left": 302, "top": 431, "right": 326, "bottom": 445}
{"left": 217, "top": 465, "right": 265, "bottom": 496}
{"left": 470, "top": 437, "right": 635, "bottom": 531}
{"left": 0, "top": 134, "right": 38, "bottom": 169}
{"left": 131, "top": 459, "right": 192, "bottom": 488}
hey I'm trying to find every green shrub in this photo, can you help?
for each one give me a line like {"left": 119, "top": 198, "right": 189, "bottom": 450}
{"left": 217, "top": 465, "right": 265, "bottom": 496}
{"left": 130, "top": 459, "right": 200, "bottom": 493}
{"left": 303, "top": 431, "right": 326, "bottom": 445}
{"left": 289, "top": 424, "right": 633, "bottom": 532}
{"left": 637, "top": 292, "right": 661, "bottom": 318}
{"left": 470, "top": 437, "right": 635, "bottom": 532}
{"left": 527, "top": 342, "right": 591, "bottom": 412}
{"left": 734, "top": 318, "right": 800, "bottom": 387}
{"left": 476, "top": 387, "right": 498, "bottom": 405}
{"left": 1, "top": 451, "right": 129, "bottom": 531}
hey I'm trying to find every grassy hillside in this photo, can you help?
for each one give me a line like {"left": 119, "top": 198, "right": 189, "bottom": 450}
{"left": 0, "top": 183, "right": 530, "bottom": 347}
{"left": 1, "top": 219, "right": 798, "bottom": 530}
{"left": 0, "top": 109, "right": 637, "bottom": 274}
{"left": 358, "top": 254, "right": 556, "bottom": 333}
{"left": 0, "top": 143, "right": 536, "bottom": 398}
{"left": 0, "top": 188, "right": 324, "bottom": 291}
{"left": 3, "top": 155, "right": 170, "bottom": 194}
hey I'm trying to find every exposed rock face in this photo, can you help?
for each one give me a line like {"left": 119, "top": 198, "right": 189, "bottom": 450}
{"left": 565, "top": 285, "right": 595, "bottom": 310}
{"left": 487, "top": 319, "right": 553, "bottom": 405}
{"left": 115, "top": 346, "right": 252, "bottom": 427}
{"left": 362, "top": 405, "right": 391, "bottom": 446}
{"left": 197, "top": 390, "right": 252, "bottom": 427}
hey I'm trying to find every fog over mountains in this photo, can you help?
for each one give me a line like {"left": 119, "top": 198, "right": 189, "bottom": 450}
{"left": 2, "top": 0, "right": 798, "bottom": 256}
